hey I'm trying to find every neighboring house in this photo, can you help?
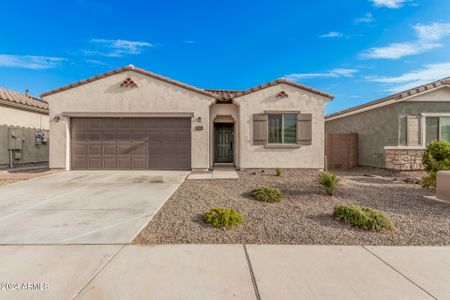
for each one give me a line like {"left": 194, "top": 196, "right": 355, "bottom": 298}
{"left": 325, "top": 77, "right": 450, "bottom": 170}
{"left": 0, "top": 88, "right": 49, "bottom": 169}
{"left": 41, "top": 65, "right": 333, "bottom": 171}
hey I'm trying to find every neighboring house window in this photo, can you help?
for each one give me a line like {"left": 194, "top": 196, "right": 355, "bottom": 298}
{"left": 425, "top": 117, "right": 450, "bottom": 144}
{"left": 268, "top": 114, "right": 297, "bottom": 144}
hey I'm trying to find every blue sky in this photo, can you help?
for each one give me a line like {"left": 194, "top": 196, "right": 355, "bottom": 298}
{"left": 0, "top": 0, "right": 449, "bottom": 114}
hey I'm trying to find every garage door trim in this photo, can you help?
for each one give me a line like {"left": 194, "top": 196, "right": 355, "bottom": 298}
{"left": 70, "top": 117, "right": 192, "bottom": 170}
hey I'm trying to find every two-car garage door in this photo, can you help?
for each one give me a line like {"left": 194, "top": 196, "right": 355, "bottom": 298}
{"left": 71, "top": 117, "right": 191, "bottom": 170}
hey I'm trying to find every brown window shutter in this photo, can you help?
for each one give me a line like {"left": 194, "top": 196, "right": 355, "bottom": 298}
{"left": 297, "top": 113, "right": 312, "bottom": 145}
{"left": 253, "top": 114, "right": 268, "bottom": 145}
{"left": 406, "top": 116, "right": 421, "bottom": 146}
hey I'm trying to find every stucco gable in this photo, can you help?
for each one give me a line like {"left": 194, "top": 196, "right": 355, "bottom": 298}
{"left": 326, "top": 77, "right": 450, "bottom": 121}
{"left": 41, "top": 65, "right": 217, "bottom": 99}
{"left": 404, "top": 85, "right": 450, "bottom": 102}
{"left": 233, "top": 83, "right": 331, "bottom": 106}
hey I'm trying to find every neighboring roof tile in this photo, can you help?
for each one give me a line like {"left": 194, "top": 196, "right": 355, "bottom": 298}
{"left": 326, "top": 77, "right": 450, "bottom": 120}
{"left": 0, "top": 88, "right": 48, "bottom": 113}
{"left": 41, "top": 65, "right": 217, "bottom": 98}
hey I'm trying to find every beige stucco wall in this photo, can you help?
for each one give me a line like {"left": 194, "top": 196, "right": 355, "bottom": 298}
{"left": 0, "top": 104, "right": 49, "bottom": 129}
{"left": 43, "top": 70, "right": 215, "bottom": 169}
{"left": 209, "top": 103, "right": 240, "bottom": 167}
{"left": 235, "top": 84, "right": 330, "bottom": 169}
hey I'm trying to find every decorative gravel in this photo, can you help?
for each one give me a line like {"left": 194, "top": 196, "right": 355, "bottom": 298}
{"left": 134, "top": 168, "right": 450, "bottom": 245}
{"left": 0, "top": 169, "right": 59, "bottom": 187}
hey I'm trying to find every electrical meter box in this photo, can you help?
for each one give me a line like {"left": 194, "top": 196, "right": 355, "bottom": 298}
{"left": 8, "top": 128, "right": 24, "bottom": 150}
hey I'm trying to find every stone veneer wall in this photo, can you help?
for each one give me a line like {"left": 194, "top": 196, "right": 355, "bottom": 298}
{"left": 384, "top": 149, "right": 425, "bottom": 170}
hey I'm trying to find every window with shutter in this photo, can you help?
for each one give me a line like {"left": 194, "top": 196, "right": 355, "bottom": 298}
{"left": 297, "top": 113, "right": 312, "bottom": 145}
{"left": 267, "top": 114, "right": 297, "bottom": 144}
{"left": 253, "top": 114, "right": 268, "bottom": 145}
{"left": 406, "top": 116, "right": 421, "bottom": 146}
{"left": 425, "top": 116, "right": 450, "bottom": 144}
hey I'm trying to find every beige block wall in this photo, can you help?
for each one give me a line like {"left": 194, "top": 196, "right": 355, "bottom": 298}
{"left": 44, "top": 71, "right": 215, "bottom": 170}
{"left": 235, "top": 84, "right": 329, "bottom": 169}
{"left": 0, "top": 104, "right": 49, "bottom": 129}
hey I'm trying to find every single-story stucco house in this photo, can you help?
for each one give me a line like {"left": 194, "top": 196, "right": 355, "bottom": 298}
{"left": 0, "top": 88, "right": 49, "bottom": 169}
{"left": 325, "top": 77, "right": 450, "bottom": 170}
{"left": 41, "top": 65, "right": 333, "bottom": 171}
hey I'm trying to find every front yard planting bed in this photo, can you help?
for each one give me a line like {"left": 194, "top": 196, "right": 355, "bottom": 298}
{"left": 134, "top": 168, "right": 450, "bottom": 245}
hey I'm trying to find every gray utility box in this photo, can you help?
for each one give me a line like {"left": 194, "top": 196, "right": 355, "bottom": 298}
{"left": 8, "top": 128, "right": 24, "bottom": 150}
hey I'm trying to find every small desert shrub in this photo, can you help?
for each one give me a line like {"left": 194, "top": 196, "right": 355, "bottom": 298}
{"left": 318, "top": 172, "right": 340, "bottom": 196}
{"left": 203, "top": 208, "right": 243, "bottom": 228}
{"left": 250, "top": 186, "right": 283, "bottom": 202}
{"left": 421, "top": 140, "right": 450, "bottom": 188}
{"left": 334, "top": 204, "right": 394, "bottom": 231}
{"left": 275, "top": 167, "right": 282, "bottom": 177}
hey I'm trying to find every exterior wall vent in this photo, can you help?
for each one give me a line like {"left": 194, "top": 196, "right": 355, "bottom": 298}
{"left": 120, "top": 77, "right": 138, "bottom": 88}
{"left": 277, "top": 91, "right": 288, "bottom": 98}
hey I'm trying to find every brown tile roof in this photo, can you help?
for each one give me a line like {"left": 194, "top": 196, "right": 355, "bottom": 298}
{"left": 41, "top": 65, "right": 334, "bottom": 102}
{"left": 231, "top": 79, "right": 334, "bottom": 100}
{"left": 0, "top": 88, "right": 48, "bottom": 113}
{"left": 208, "top": 79, "right": 335, "bottom": 102}
{"left": 41, "top": 65, "right": 217, "bottom": 98}
{"left": 326, "top": 77, "right": 450, "bottom": 120}
{"left": 204, "top": 90, "right": 242, "bottom": 103}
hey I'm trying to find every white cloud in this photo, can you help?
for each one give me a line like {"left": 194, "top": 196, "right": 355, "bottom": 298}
{"left": 370, "top": 0, "right": 408, "bottom": 8}
{"left": 354, "top": 13, "right": 374, "bottom": 24}
{"left": 360, "top": 22, "right": 450, "bottom": 59}
{"left": 0, "top": 54, "right": 65, "bottom": 69}
{"left": 84, "top": 59, "right": 111, "bottom": 67}
{"left": 414, "top": 22, "right": 450, "bottom": 41}
{"left": 318, "top": 32, "right": 343, "bottom": 38}
{"left": 284, "top": 68, "right": 359, "bottom": 80}
{"left": 361, "top": 42, "right": 440, "bottom": 59}
{"left": 86, "top": 39, "right": 153, "bottom": 57}
{"left": 366, "top": 62, "right": 450, "bottom": 92}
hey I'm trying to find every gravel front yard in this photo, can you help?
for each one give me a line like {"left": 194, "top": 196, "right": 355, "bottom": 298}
{"left": 0, "top": 168, "right": 59, "bottom": 186}
{"left": 134, "top": 168, "right": 450, "bottom": 246}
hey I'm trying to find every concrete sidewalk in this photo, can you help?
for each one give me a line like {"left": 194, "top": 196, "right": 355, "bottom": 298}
{"left": 0, "top": 245, "right": 448, "bottom": 300}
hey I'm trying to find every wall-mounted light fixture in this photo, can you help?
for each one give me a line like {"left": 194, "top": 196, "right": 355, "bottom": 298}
{"left": 197, "top": 117, "right": 202, "bottom": 122}
{"left": 52, "top": 115, "right": 60, "bottom": 123}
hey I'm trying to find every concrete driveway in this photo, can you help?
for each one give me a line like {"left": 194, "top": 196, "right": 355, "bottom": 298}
{"left": 0, "top": 171, "right": 188, "bottom": 244}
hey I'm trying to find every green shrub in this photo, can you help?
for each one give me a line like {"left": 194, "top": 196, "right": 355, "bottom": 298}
{"left": 275, "top": 167, "right": 282, "bottom": 177}
{"left": 422, "top": 140, "right": 450, "bottom": 188}
{"left": 250, "top": 186, "right": 283, "bottom": 202}
{"left": 203, "top": 208, "right": 243, "bottom": 228}
{"left": 334, "top": 204, "right": 394, "bottom": 231}
{"left": 318, "top": 172, "right": 340, "bottom": 196}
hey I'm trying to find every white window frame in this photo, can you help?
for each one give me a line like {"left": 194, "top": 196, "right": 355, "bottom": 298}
{"left": 267, "top": 113, "right": 297, "bottom": 145}
{"left": 421, "top": 113, "right": 450, "bottom": 145}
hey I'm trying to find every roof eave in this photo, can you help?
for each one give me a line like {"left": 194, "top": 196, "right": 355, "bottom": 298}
{"left": 231, "top": 79, "right": 334, "bottom": 100}
{"left": 41, "top": 65, "right": 217, "bottom": 99}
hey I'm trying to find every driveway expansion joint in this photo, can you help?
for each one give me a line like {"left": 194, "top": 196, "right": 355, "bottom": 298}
{"left": 243, "top": 244, "right": 261, "bottom": 300}
{"left": 361, "top": 246, "right": 438, "bottom": 300}
{"left": 71, "top": 244, "right": 126, "bottom": 300}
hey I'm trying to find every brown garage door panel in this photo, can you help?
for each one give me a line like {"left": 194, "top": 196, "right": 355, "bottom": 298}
{"left": 71, "top": 117, "right": 191, "bottom": 170}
